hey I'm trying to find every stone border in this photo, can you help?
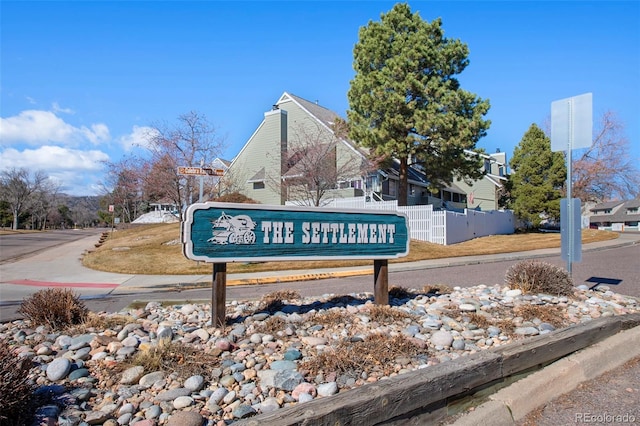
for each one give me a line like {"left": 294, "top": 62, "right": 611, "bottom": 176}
{"left": 233, "top": 313, "right": 640, "bottom": 426}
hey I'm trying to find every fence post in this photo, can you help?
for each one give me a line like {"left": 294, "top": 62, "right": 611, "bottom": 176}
{"left": 374, "top": 259, "right": 389, "bottom": 305}
{"left": 212, "top": 263, "right": 227, "bottom": 327}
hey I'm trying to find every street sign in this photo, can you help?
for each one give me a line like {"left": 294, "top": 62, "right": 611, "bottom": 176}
{"left": 205, "top": 168, "right": 225, "bottom": 176}
{"left": 182, "top": 202, "right": 410, "bottom": 263}
{"left": 177, "top": 167, "right": 225, "bottom": 176}
{"left": 551, "top": 93, "right": 592, "bottom": 152}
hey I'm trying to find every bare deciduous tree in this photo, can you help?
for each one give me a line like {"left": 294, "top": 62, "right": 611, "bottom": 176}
{"left": 101, "top": 157, "right": 145, "bottom": 223}
{"left": 271, "top": 121, "right": 371, "bottom": 207}
{"left": 572, "top": 111, "right": 640, "bottom": 202}
{"left": 144, "top": 111, "right": 225, "bottom": 219}
{"left": 0, "top": 168, "right": 48, "bottom": 229}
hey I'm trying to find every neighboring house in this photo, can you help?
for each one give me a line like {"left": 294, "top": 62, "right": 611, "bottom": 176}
{"left": 455, "top": 150, "right": 508, "bottom": 211}
{"left": 226, "top": 92, "right": 368, "bottom": 205}
{"left": 589, "top": 199, "right": 640, "bottom": 232}
{"left": 226, "top": 92, "right": 495, "bottom": 209}
{"left": 209, "top": 157, "right": 231, "bottom": 199}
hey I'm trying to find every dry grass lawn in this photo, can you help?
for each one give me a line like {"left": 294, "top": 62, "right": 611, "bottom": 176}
{"left": 80, "top": 223, "right": 618, "bottom": 275}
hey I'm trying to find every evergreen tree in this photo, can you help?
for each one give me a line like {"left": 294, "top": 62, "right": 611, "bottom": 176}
{"left": 509, "top": 124, "right": 566, "bottom": 228}
{"left": 347, "top": 3, "right": 490, "bottom": 205}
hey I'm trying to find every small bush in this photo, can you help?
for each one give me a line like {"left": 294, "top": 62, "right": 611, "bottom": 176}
{"left": 389, "top": 286, "right": 414, "bottom": 300}
{"left": 505, "top": 260, "right": 574, "bottom": 296}
{"left": 301, "top": 333, "right": 425, "bottom": 379}
{"left": 312, "top": 310, "right": 351, "bottom": 326}
{"left": 259, "top": 290, "right": 301, "bottom": 313}
{"left": 253, "top": 316, "right": 288, "bottom": 335}
{"left": 367, "top": 305, "right": 415, "bottom": 323}
{"left": 18, "top": 288, "right": 89, "bottom": 328}
{"left": 98, "top": 342, "right": 221, "bottom": 384}
{"left": 0, "top": 340, "right": 37, "bottom": 426}
{"left": 422, "top": 284, "right": 453, "bottom": 295}
{"left": 514, "top": 304, "right": 567, "bottom": 328}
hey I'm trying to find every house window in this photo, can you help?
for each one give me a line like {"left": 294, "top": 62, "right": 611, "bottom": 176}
{"left": 253, "top": 182, "right": 265, "bottom": 190}
{"left": 409, "top": 184, "right": 415, "bottom": 196}
{"left": 627, "top": 208, "right": 638, "bottom": 214}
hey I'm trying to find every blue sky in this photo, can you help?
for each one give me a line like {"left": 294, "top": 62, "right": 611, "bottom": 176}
{"left": 1, "top": 1, "right": 639, "bottom": 196}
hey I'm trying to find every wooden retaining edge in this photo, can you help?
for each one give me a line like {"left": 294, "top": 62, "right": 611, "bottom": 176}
{"left": 234, "top": 313, "right": 640, "bottom": 426}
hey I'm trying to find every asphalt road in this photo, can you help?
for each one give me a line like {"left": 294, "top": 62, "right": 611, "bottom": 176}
{"left": 64, "top": 238, "right": 640, "bottom": 317}
{"left": 1, "top": 230, "right": 638, "bottom": 322}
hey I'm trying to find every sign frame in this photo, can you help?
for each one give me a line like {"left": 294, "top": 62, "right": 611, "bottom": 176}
{"left": 182, "top": 202, "right": 410, "bottom": 263}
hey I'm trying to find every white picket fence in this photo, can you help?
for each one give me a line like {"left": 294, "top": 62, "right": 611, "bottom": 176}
{"left": 328, "top": 197, "right": 514, "bottom": 245}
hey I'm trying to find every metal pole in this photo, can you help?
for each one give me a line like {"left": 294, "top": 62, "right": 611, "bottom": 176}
{"left": 199, "top": 158, "right": 204, "bottom": 203}
{"left": 567, "top": 100, "right": 573, "bottom": 276}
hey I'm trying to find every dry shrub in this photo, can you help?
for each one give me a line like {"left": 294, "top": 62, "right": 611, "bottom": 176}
{"left": 0, "top": 340, "right": 38, "bottom": 426}
{"left": 467, "top": 313, "right": 493, "bottom": 330}
{"left": 514, "top": 304, "right": 567, "bottom": 328}
{"left": 367, "top": 305, "right": 415, "bottom": 323}
{"left": 493, "top": 319, "right": 516, "bottom": 336}
{"left": 389, "top": 286, "right": 414, "bottom": 300}
{"left": 67, "top": 312, "right": 136, "bottom": 335}
{"left": 301, "top": 333, "right": 425, "bottom": 378}
{"left": 253, "top": 316, "right": 288, "bottom": 335}
{"left": 325, "top": 295, "right": 362, "bottom": 306}
{"left": 422, "top": 284, "right": 453, "bottom": 295}
{"left": 260, "top": 290, "right": 301, "bottom": 313}
{"left": 18, "top": 288, "right": 89, "bottom": 328}
{"left": 312, "top": 310, "right": 352, "bottom": 326}
{"left": 121, "top": 342, "right": 220, "bottom": 380}
{"left": 505, "top": 260, "right": 574, "bottom": 296}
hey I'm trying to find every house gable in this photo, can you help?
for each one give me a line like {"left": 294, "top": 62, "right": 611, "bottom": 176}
{"left": 226, "top": 108, "right": 287, "bottom": 205}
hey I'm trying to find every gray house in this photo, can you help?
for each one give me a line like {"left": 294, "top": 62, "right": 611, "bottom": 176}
{"left": 225, "top": 92, "right": 496, "bottom": 209}
{"left": 589, "top": 199, "right": 640, "bottom": 231}
{"left": 455, "top": 150, "right": 508, "bottom": 211}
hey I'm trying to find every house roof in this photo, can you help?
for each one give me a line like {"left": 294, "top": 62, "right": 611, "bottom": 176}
{"left": 590, "top": 198, "right": 640, "bottom": 223}
{"left": 590, "top": 200, "right": 625, "bottom": 212}
{"left": 277, "top": 92, "right": 369, "bottom": 159}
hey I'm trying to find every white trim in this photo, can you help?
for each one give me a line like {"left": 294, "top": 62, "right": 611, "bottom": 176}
{"left": 278, "top": 92, "right": 367, "bottom": 161}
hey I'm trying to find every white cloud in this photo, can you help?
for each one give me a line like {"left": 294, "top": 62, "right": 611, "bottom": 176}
{"left": 51, "top": 102, "right": 74, "bottom": 114}
{"left": 118, "top": 125, "right": 158, "bottom": 151}
{"left": 0, "top": 110, "right": 110, "bottom": 147}
{"left": 0, "top": 146, "right": 110, "bottom": 196}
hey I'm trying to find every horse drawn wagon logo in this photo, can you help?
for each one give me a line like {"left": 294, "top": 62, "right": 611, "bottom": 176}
{"left": 207, "top": 212, "right": 257, "bottom": 245}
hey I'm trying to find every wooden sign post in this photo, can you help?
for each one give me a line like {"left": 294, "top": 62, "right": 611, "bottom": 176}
{"left": 182, "top": 202, "right": 409, "bottom": 327}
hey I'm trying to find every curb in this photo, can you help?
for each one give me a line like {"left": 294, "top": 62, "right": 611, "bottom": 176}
{"left": 451, "top": 323, "right": 640, "bottom": 425}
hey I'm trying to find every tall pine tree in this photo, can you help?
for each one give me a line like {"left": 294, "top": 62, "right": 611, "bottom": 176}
{"left": 509, "top": 124, "right": 566, "bottom": 228}
{"left": 347, "top": 3, "right": 490, "bottom": 205}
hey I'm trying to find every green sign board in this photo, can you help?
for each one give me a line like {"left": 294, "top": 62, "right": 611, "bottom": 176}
{"left": 182, "top": 202, "right": 410, "bottom": 262}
